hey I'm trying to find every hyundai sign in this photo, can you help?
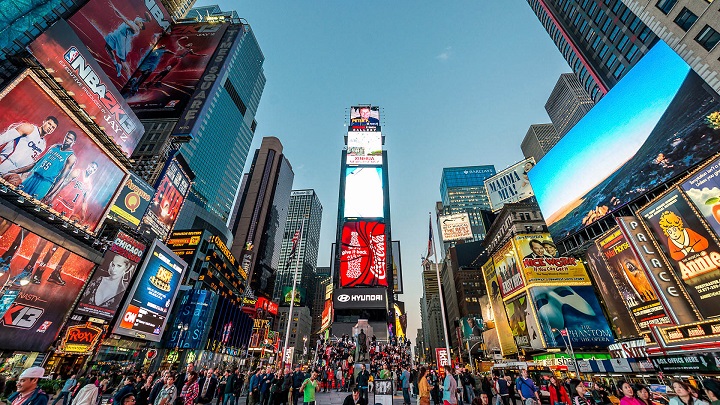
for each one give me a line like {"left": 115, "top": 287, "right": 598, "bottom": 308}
{"left": 333, "top": 287, "right": 387, "bottom": 310}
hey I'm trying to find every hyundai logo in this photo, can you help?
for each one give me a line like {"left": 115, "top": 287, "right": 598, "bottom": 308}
{"left": 337, "top": 294, "right": 350, "bottom": 302}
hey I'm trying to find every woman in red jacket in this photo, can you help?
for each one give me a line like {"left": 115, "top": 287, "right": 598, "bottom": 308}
{"left": 548, "top": 376, "right": 571, "bottom": 405}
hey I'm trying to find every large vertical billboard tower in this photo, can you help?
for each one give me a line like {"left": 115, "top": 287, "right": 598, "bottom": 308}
{"left": 332, "top": 105, "right": 394, "bottom": 340}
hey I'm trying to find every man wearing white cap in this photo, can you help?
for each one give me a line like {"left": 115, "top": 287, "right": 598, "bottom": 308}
{"left": 7, "top": 367, "right": 49, "bottom": 405}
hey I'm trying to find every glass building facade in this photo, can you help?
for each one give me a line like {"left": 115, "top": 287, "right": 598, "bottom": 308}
{"left": 527, "top": 0, "right": 658, "bottom": 102}
{"left": 439, "top": 165, "right": 496, "bottom": 241}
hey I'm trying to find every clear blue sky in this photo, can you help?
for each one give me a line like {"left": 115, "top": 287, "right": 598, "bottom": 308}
{"left": 200, "top": 0, "right": 572, "bottom": 343}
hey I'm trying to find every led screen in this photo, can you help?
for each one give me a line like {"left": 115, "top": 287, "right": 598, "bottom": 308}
{"left": 0, "top": 72, "right": 127, "bottom": 233}
{"left": 349, "top": 106, "right": 380, "bottom": 131}
{"left": 347, "top": 131, "right": 382, "bottom": 165}
{"left": 340, "top": 221, "right": 388, "bottom": 287}
{"left": 530, "top": 42, "right": 720, "bottom": 241}
{"left": 140, "top": 158, "right": 191, "bottom": 240}
{"left": 344, "top": 167, "right": 384, "bottom": 218}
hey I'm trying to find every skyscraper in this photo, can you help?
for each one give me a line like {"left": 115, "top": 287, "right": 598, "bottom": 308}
{"left": 620, "top": 0, "right": 720, "bottom": 95}
{"left": 527, "top": 0, "right": 658, "bottom": 101}
{"left": 545, "top": 73, "right": 596, "bottom": 136}
{"left": 274, "top": 190, "right": 323, "bottom": 302}
{"left": 231, "top": 137, "right": 294, "bottom": 298}
{"left": 439, "top": 165, "right": 496, "bottom": 241}
{"left": 161, "top": 0, "right": 197, "bottom": 20}
{"left": 521, "top": 123, "right": 561, "bottom": 163}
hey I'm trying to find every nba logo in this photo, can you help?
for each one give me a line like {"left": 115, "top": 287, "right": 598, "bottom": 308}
{"left": 64, "top": 47, "right": 79, "bottom": 63}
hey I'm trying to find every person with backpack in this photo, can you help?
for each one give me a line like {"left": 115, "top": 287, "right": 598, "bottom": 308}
{"left": 515, "top": 370, "right": 539, "bottom": 405}
{"left": 495, "top": 375, "right": 510, "bottom": 405}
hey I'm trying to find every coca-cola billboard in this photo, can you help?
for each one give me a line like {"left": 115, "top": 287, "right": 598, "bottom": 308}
{"left": 340, "top": 221, "right": 387, "bottom": 287}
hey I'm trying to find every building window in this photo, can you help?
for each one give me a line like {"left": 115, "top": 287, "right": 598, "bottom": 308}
{"left": 656, "top": 0, "right": 678, "bottom": 14}
{"left": 618, "top": 36, "right": 630, "bottom": 52}
{"left": 599, "top": 44, "right": 610, "bottom": 59}
{"left": 629, "top": 17, "right": 642, "bottom": 33}
{"left": 674, "top": 8, "right": 698, "bottom": 32}
{"left": 613, "top": 64, "right": 626, "bottom": 79}
{"left": 606, "top": 53, "right": 618, "bottom": 68}
{"left": 602, "top": 18, "right": 612, "bottom": 32}
{"left": 626, "top": 44, "right": 639, "bottom": 61}
{"left": 609, "top": 26, "right": 622, "bottom": 42}
{"left": 696, "top": 25, "right": 720, "bottom": 51}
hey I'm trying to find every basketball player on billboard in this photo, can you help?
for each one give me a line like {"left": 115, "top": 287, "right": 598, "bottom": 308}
{"left": 46, "top": 162, "right": 98, "bottom": 225}
{"left": 146, "top": 36, "right": 208, "bottom": 88}
{"left": 13, "top": 131, "right": 77, "bottom": 201}
{"left": 0, "top": 117, "right": 58, "bottom": 179}
{"left": 0, "top": 229, "right": 72, "bottom": 286}
{"left": 105, "top": 2, "right": 151, "bottom": 78}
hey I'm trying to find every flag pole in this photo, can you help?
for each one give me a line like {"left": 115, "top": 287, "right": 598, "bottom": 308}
{"left": 282, "top": 217, "right": 305, "bottom": 370}
{"left": 431, "top": 213, "right": 452, "bottom": 358}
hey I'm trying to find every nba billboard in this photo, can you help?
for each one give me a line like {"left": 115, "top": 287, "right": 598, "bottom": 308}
{"left": 347, "top": 131, "right": 382, "bottom": 165}
{"left": 485, "top": 158, "right": 535, "bottom": 212}
{"left": 0, "top": 71, "right": 127, "bottom": 233}
{"left": 349, "top": 106, "right": 380, "bottom": 132}
{"left": 344, "top": 167, "right": 384, "bottom": 218}
{"left": 114, "top": 240, "right": 187, "bottom": 341}
{"left": 122, "top": 22, "right": 230, "bottom": 114}
{"left": 68, "top": 0, "right": 171, "bottom": 90}
{"left": 28, "top": 19, "right": 144, "bottom": 157}
{"left": 0, "top": 218, "right": 96, "bottom": 352}
{"left": 529, "top": 42, "right": 720, "bottom": 241}
{"left": 140, "top": 157, "right": 192, "bottom": 241}
{"left": 340, "top": 221, "right": 388, "bottom": 287}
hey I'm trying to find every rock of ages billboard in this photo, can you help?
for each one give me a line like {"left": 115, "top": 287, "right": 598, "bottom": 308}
{"left": 68, "top": 0, "right": 171, "bottom": 90}
{"left": 0, "top": 218, "right": 96, "bottom": 352}
{"left": 0, "top": 72, "right": 127, "bottom": 233}
{"left": 340, "top": 221, "right": 388, "bottom": 287}
{"left": 27, "top": 19, "right": 144, "bottom": 157}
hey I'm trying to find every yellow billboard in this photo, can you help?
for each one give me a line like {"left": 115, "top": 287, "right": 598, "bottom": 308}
{"left": 483, "top": 258, "right": 517, "bottom": 356}
{"left": 513, "top": 233, "right": 590, "bottom": 285}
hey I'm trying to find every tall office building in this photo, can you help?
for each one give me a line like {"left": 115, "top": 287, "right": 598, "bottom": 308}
{"left": 231, "top": 137, "right": 294, "bottom": 298}
{"left": 439, "top": 165, "right": 496, "bottom": 241}
{"left": 527, "top": 0, "right": 658, "bottom": 101}
{"left": 521, "top": 123, "right": 561, "bottom": 163}
{"left": 274, "top": 190, "right": 323, "bottom": 302}
{"left": 621, "top": 0, "right": 720, "bottom": 95}
{"left": 311, "top": 267, "right": 331, "bottom": 347}
{"left": 545, "top": 73, "right": 596, "bottom": 136}
{"left": 162, "top": 0, "right": 198, "bottom": 20}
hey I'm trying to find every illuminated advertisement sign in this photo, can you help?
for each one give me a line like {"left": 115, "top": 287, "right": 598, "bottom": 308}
{"left": 321, "top": 299, "right": 332, "bottom": 331}
{"left": 122, "top": 23, "right": 229, "bottom": 112}
{"left": 595, "top": 228, "right": 670, "bottom": 332}
{"left": 165, "top": 289, "right": 218, "bottom": 349}
{"left": 108, "top": 173, "right": 154, "bottom": 228}
{"left": 439, "top": 213, "right": 473, "bottom": 242}
{"left": 68, "top": 0, "right": 171, "bottom": 90}
{"left": 529, "top": 285, "right": 615, "bottom": 348}
{"left": 76, "top": 231, "right": 146, "bottom": 319}
{"left": 0, "top": 218, "right": 96, "bottom": 352}
{"left": 391, "top": 240, "right": 403, "bottom": 294}
{"left": 513, "top": 233, "right": 590, "bottom": 285}
{"left": 493, "top": 240, "right": 524, "bottom": 298}
{"left": 638, "top": 188, "right": 720, "bottom": 318}
{"left": 333, "top": 287, "right": 387, "bottom": 310}
{"left": 506, "top": 294, "right": 543, "bottom": 349}
{"left": 255, "top": 296, "right": 278, "bottom": 316}
{"left": 529, "top": 42, "right": 720, "bottom": 241}
{"left": 0, "top": 71, "right": 127, "bottom": 233}
{"left": 349, "top": 106, "right": 380, "bottom": 131}
{"left": 482, "top": 260, "right": 517, "bottom": 355}
{"left": 681, "top": 155, "right": 720, "bottom": 238}
{"left": 340, "top": 221, "right": 388, "bottom": 287}
{"left": 27, "top": 19, "right": 144, "bottom": 157}
{"left": 207, "top": 296, "right": 252, "bottom": 353}
{"left": 344, "top": 167, "right": 384, "bottom": 218}
{"left": 485, "top": 158, "right": 535, "bottom": 212}
{"left": 141, "top": 158, "right": 191, "bottom": 241}
{"left": 347, "top": 131, "right": 382, "bottom": 165}
{"left": 59, "top": 322, "right": 104, "bottom": 354}
{"left": 114, "top": 240, "right": 187, "bottom": 341}
{"left": 167, "top": 230, "right": 203, "bottom": 262}
{"left": 460, "top": 315, "right": 483, "bottom": 342}
{"left": 436, "top": 348, "right": 450, "bottom": 373}
{"left": 585, "top": 243, "right": 641, "bottom": 339}
{"left": 282, "top": 286, "right": 306, "bottom": 305}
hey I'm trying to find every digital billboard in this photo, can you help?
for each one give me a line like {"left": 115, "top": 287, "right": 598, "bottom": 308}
{"left": 529, "top": 42, "right": 720, "bottom": 241}
{"left": 27, "top": 19, "right": 144, "bottom": 157}
{"left": 282, "top": 286, "right": 306, "bottom": 305}
{"left": 485, "top": 158, "right": 535, "bottom": 212}
{"left": 349, "top": 106, "right": 380, "bottom": 131}
{"left": 167, "top": 230, "right": 203, "bottom": 262}
{"left": 165, "top": 289, "right": 218, "bottom": 349}
{"left": 346, "top": 131, "right": 382, "bottom": 165}
{"left": 439, "top": 213, "right": 473, "bottom": 242}
{"left": 482, "top": 260, "right": 517, "bottom": 355}
{"left": 340, "top": 221, "right": 388, "bottom": 287}
{"left": 321, "top": 299, "right": 332, "bottom": 331}
{"left": 460, "top": 315, "right": 483, "bottom": 341}
{"left": 344, "top": 167, "right": 384, "bottom": 218}
{"left": 0, "top": 71, "right": 127, "bottom": 233}
{"left": 391, "top": 240, "right": 403, "bottom": 294}
{"left": 585, "top": 244, "right": 640, "bottom": 339}
{"left": 76, "top": 231, "right": 146, "bottom": 320}
{"left": 505, "top": 294, "right": 543, "bottom": 350}
{"left": 493, "top": 240, "right": 524, "bottom": 298}
{"left": 122, "top": 23, "right": 230, "bottom": 113}
{"left": 0, "top": 219, "right": 96, "bottom": 352}
{"left": 114, "top": 240, "right": 187, "bottom": 341}
{"left": 595, "top": 228, "right": 670, "bottom": 332}
{"left": 68, "top": 0, "right": 171, "bottom": 90}
{"left": 529, "top": 285, "right": 615, "bottom": 348}
{"left": 681, "top": 155, "right": 720, "bottom": 238}
{"left": 639, "top": 188, "right": 720, "bottom": 318}
{"left": 140, "top": 157, "right": 191, "bottom": 241}
{"left": 513, "top": 233, "right": 590, "bottom": 285}
{"left": 107, "top": 173, "right": 154, "bottom": 228}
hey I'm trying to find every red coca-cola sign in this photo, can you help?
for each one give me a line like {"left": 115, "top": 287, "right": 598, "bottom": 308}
{"left": 340, "top": 221, "right": 387, "bottom": 287}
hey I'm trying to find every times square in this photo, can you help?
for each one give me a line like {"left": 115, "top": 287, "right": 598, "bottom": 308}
{"left": 0, "top": 1, "right": 720, "bottom": 405}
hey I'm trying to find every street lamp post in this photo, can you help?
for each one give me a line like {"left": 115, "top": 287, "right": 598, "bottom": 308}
{"left": 466, "top": 340, "right": 483, "bottom": 373}
{"left": 177, "top": 323, "right": 189, "bottom": 349}
{"left": 552, "top": 328, "right": 580, "bottom": 378}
